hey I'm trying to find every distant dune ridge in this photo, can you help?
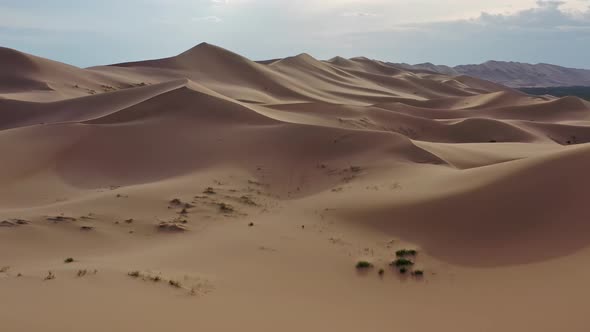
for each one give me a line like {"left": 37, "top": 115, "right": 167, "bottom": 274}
{"left": 2, "top": 43, "right": 590, "bottom": 332}
{"left": 391, "top": 60, "right": 590, "bottom": 88}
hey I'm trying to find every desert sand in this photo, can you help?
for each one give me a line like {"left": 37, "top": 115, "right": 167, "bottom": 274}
{"left": 1, "top": 43, "right": 590, "bottom": 332}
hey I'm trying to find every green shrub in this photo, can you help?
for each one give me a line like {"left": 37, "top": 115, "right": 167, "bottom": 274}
{"left": 355, "top": 261, "right": 373, "bottom": 269}
{"left": 391, "top": 258, "right": 414, "bottom": 267}
{"left": 395, "top": 249, "right": 417, "bottom": 257}
{"left": 412, "top": 270, "right": 424, "bottom": 277}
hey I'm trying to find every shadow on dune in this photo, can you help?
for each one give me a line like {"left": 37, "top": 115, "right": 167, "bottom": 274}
{"left": 353, "top": 145, "right": 590, "bottom": 267}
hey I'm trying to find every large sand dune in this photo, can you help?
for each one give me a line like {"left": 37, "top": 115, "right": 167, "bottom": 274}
{"left": 1, "top": 43, "right": 590, "bottom": 332}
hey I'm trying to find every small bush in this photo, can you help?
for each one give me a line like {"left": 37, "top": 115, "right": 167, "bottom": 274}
{"left": 44, "top": 271, "right": 55, "bottom": 280}
{"left": 203, "top": 187, "right": 216, "bottom": 194}
{"left": 395, "top": 249, "right": 417, "bottom": 257}
{"left": 378, "top": 268, "right": 385, "bottom": 276}
{"left": 248, "top": 222, "right": 254, "bottom": 227}
{"left": 399, "top": 267, "right": 408, "bottom": 274}
{"left": 128, "top": 271, "right": 141, "bottom": 278}
{"left": 412, "top": 270, "right": 424, "bottom": 277}
{"left": 170, "top": 198, "right": 182, "bottom": 205}
{"left": 64, "top": 258, "right": 75, "bottom": 264}
{"left": 218, "top": 203, "right": 234, "bottom": 213}
{"left": 169, "top": 280, "right": 182, "bottom": 288}
{"left": 355, "top": 261, "right": 373, "bottom": 269}
{"left": 391, "top": 258, "right": 414, "bottom": 267}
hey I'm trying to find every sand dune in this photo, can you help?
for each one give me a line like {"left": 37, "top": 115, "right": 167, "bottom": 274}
{"left": 1, "top": 44, "right": 590, "bottom": 332}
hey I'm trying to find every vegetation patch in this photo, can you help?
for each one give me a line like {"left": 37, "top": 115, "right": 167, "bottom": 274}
{"left": 47, "top": 216, "right": 77, "bottom": 222}
{"left": 391, "top": 258, "right": 414, "bottom": 268}
{"left": 519, "top": 86, "right": 590, "bottom": 101}
{"left": 128, "top": 271, "right": 141, "bottom": 278}
{"left": 218, "top": 203, "right": 234, "bottom": 213}
{"left": 395, "top": 249, "right": 417, "bottom": 257}
{"left": 44, "top": 271, "right": 55, "bottom": 280}
{"left": 355, "top": 261, "right": 373, "bottom": 269}
{"left": 169, "top": 280, "right": 182, "bottom": 288}
{"left": 412, "top": 270, "right": 424, "bottom": 277}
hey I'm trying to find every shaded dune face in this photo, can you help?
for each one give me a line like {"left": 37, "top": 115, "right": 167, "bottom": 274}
{"left": 1, "top": 43, "right": 590, "bottom": 267}
{"left": 349, "top": 145, "right": 590, "bottom": 266}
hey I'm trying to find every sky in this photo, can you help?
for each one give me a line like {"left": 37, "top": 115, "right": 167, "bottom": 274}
{"left": 0, "top": 0, "right": 589, "bottom": 68}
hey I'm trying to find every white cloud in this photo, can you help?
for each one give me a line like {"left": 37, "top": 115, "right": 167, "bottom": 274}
{"left": 341, "top": 12, "right": 378, "bottom": 17}
{"left": 192, "top": 15, "right": 222, "bottom": 23}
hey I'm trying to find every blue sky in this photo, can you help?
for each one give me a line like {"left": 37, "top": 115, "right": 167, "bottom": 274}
{"left": 1, "top": 0, "right": 589, "bottom": 68}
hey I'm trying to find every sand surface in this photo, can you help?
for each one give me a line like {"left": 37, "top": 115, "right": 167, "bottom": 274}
{"left": 1, "top": 43, "right": 590, "bottom": 331}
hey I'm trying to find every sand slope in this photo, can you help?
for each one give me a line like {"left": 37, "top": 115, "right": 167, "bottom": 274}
{"left": 1, "top": 44, "right": 590, "bottom": 332}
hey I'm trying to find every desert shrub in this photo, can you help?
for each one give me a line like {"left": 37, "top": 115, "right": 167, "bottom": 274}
{"left": 395, "top": 249, "right": 417, "bottom": 257}
{"left": 203, "top": 187, "right": 216, "bottom": 194}
{"left": 128, "top": 271, "right": 141, "bottom": 278}
{"left": 64, "top": 258, "right": 75, "bottom": 264}
{"left": 355, "top": 261, "right": 373, "bottom": 269}
{"left": 218, "top": 203, "right": 234, "bottom": 213}
{"left": 399, "top": 267, "right": 408, "bottom": 274}
{"left": 391, "top": 258, "right": 414, "bottom": 267}
{"left": 378, "top": 268, "right": 385, "bottom": 276}
{"left": 169, "top": 280, "right": 182, "bottom": 288}
{"left": 412, "top": 270, "right": 424, "bottom": 277}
